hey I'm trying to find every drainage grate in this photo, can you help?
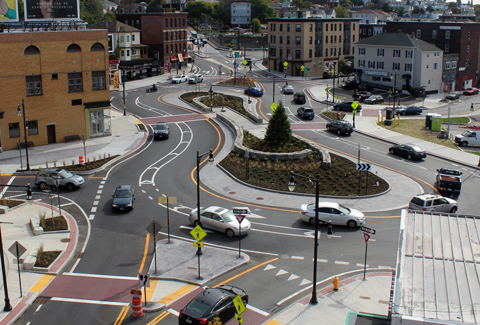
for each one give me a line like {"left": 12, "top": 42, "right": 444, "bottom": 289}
{"left": 33, "top": 297, "right": 51, "bottom": 305}
{"left": 74, "top": 253, "right": 84, "bottom": 258}
{"left": 266, "top": 304, "right": 283, "bottom": 314}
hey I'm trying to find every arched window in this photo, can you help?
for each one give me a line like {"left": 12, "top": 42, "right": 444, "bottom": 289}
{"left": 24, "top": 45, "right": 40, "bottom": 55}
{"left": 91, "top": 43, "right": 105, "bottom": 51}
{"left": 67, "top": 44, "right": 81, "bottom": 53}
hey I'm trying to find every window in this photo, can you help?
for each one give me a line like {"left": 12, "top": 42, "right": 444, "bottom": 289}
{"left": 121, "top": 50, "right": 124, "bottom": 56}
{"left": 406, "top": 50, "right": 412, "bottom": 58}
{"left": 338, "top": 47, "right": 341, "bottom": 56}
{"left": 467, "top": 45, "right": 470, "bottom": 53}
{"left": 296, "top": 24, "right": 301, "bottom": 32}
{"left": 330, "top": 35, "right": 333, "bottom": 43}
{"left": 331, "top": 23, "right": 333, "bottom": 31}
{"left": 27, "top": 120, "right": 38, "bottom": 136}
{"left": 358, "top": 48, "right": 365, "bottom": 55}
{"left": 309, "top": 36, "right": 313, "bottom": 44}
{"left": 368, "top": 61, "right": 375, "bottom": 68}
{"left": 451, "top": 61, "right": 457, "bottom": 68}
{"left": 68, "top": 72, "right": 83, "bottom": 92}
{"left": 358, "top": 60, "right": 365, "bottom": 67}
{"left": 270, "top": 23, "right": 274, "bottom": 30}
{"left": 295, "top": 50, "right": 301, "bottom": 59}
{"left": 287, "top": 36, "right": 290, "bottom": 44}
{"left": 468, "top": 31, "right": 471, "bottom": 40}
{"left": 309, "top": 24, "right": 313, "bottom": 32}
{"left": 127, "top": 50, "right": 130, "bottom": 56}
{"left": 353, "top": 23, "right": 355, "bottom": 31}
{"left": 132, "top": 34, "right": 135, "bottom": 42}
{"left": 280, "top": 24, "right": 283, "bottom": 32}
{"left": 334, "top": 35, "right": 337, "bottom": 43}
{"left": 368, "top": 29, "right": 371, "bottom": 35}
{"left": 279, "top": 36, "right": 283, "bottom": 44}
{"left": 353, "top": 35, "right": 355, "bottom": 42}
{"left": 392, "top": 62, "right": 400, "bottom": 70}
{"left": 339, "top": 36, "right": 341, "bottom": 43}
{"left": 377, "top": 61, "right": 384, "bottom": 69}
{"left": 325, "top": 36, "right": 328, "bottom": 44}
{"left": 434, "top": 63, "right": 438, "bottom": 69}
{"left": 270, "top": 47, "right": 276, "bottom": 56}
{"left": 287, "top": 24, "right": 290, "bottom": 32}
{"left": 92, "top": 71, "right": 106, "bottom": 90}
{"left": 9, "top": 122, "right": 19, "bottom": 138}
{"left": 432, "top": 30, "right": 436, "bottom": 39}
{"left": 26, "top": 75, "right": 42, "bottom": 96}
{"left": 426, "top": 64, "right": 429, "bottom": 69}
{"left": 325, "top": 24, "right": 328, "bottom": 31}
{"left": 126, "top": 35, "right": 129, "bottom": 42}
{"left": 393, "top": 49, "right": 400, "bottom": 57}
{"left": 325, "top": 48, "right": 328, "bottom": 56}
{"left": 377, "top": 49, "right": 384, "bottom": 57}
{"left": 183, "top": 18, "right": 185, "bottom": 27}
{"left": 445, "top": 31, "right": 450, "bottom": 39}
{"left": 296, "top": 36, "right": 301, "bottom": 45}
{"left": 466, "top": 59, "right": 470, "bottom": 67}
{"left": 280, "top": 48, "right": 283, "bottom": 58}
{"left": 334, "top": 23, "right": 337, "bottom": 31}
{"left": 416, "top": 29, "right": 421, "bottom": 38}
{"left": 445, "top": 44, "right": 449, "bottom": 53}
{"left": 445, "top": 61, "right": 451, "bottom": 69}
{"left": 24, "top": 45, "right": 40, "bottom": 55}
{"left": 405, "top": 63, "right": 412, "bottom": 71}
{"left": 166, "top": 33, "right": 169, "bottom": 41}
{"left": 339, "top": 24, "right": 342, "bottom": 31}
{"left": 309, "top": 49, "right": 312, "bottom": 58}
{"left": 67, "top": 44, "right": 81, "bottom": 53}
{"left": 165, "top": 45, "right": 168, "bottom": 53}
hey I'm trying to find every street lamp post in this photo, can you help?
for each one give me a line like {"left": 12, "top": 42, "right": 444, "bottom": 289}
{"left": 17, "top": 100, "right": 30, "bottom": 171}
{"left": 392, "top": 72, "right": 397, "bottom": 111}
{"left": 288, "top": 171, "right": 332, "bottom": 304}
{"left": 53, "top": 175, "right": 62, "bottom": 216}
{"left": 196, "top": 149, "right": 214, "bottom": 255}
{"left": 332, "top": 62, "right": 337, "bottom": 104}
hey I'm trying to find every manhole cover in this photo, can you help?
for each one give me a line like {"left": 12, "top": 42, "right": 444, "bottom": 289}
{"left": 229, "top": 192, "right": 236, "bottom": 194}
{"left": 256, "top": 197, "right": 264, "bottom": 200}
{"left": 60, "top": 238, "right": 71, "bottom": 242}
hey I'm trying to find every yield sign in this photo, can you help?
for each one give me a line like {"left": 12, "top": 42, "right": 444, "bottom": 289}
{"left": 364, "top": 233, "right": 370, "bottom": 243}
{"left": 236, "top": 215, "right": 245, "bottom": 224}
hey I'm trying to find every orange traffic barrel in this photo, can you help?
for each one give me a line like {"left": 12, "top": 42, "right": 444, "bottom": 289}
{"left": 131, "top": 297, "right": 143, "bottom": 318}
{"left": 79, "top": 156, "right": 85, "bottom": 165}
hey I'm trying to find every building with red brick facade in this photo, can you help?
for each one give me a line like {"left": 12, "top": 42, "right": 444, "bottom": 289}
{"left": 0, "top": 30, "right": 111, "bottom": 152}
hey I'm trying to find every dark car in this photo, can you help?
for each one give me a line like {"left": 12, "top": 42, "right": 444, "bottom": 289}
{"left": 244, "top": 57, "right": 252, "bottom": 66}
{"left": 395, "top": 105, "right": 423, "bottom": 115}
{"left": 154, "top": 122, "right": 170, "bottom": 139}
{"left": 244, "top": 87, "right": 263, "bottom": 96}
{"left": 358, "top": 84, "right": 373, "bottom": 91}
{"left": 326, "top": 120, "right": 353, "bottom": 135}
{"left": 363, "top": 95, "right": 384, "bottom": 104}
{"left": 297, "top": 106, "right": 315, "bottom": 120}
{"left": 294, "top": 92, "right": 306, "bottom": 104}
{"left": 178, "top": 285, "right": 248, "bottom": 325}
{"left": 389, "top": 144, "right": 427, "bottom": 160}
{"left": 334, "top": 101, "right": 362, "bottom": 112}
{"left": 112, "top": 185, "right": 135, "bottom": 212}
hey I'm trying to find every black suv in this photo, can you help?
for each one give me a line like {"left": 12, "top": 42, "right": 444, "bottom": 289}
{"left": 326, "top": 120, "right": 353, "bottom": 135}
{"left": 297, "top": 106, "right": 315, "bottom": 120}
{"left": 154, "top": 122, "right": 169, "bottom": 139}
{"left": 294, "top": 92, "right": 306, "bottom": 104}
{"left": 334, "top": 101, "right": 362, "bottom": 112}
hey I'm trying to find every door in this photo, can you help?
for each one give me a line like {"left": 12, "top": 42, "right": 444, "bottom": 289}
{"left": 47, "top": 125, "right": 56, "bottom": 144}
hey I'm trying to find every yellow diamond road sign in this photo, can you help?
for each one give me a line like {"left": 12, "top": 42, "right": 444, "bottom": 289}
{"left": 283, "top": 61, "right": 288, "bottom": 67}
{"left": 251, "top": 79, "right": 255, "bottom": 83}
{"left": 270, "top": 103, "right": 278, "bottom": 111}
{"left": 352, "top": 101, "right": 359, "bottom": 113}
{"left": 190, "top": 225, "right": 207, "bottom": 242}
{"left": 300, "top": 65, "right": 305, "bottom": 71}
{"left": 235, "top": 314, "right": 244, "bottom": 324}
{"left": 243, "top": 60, "right": 248, "bottom": 66}
{"left": 233, "top": 295, "right": 246, "bottom": 315}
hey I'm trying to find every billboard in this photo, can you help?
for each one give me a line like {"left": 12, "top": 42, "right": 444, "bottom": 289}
{"left": 0, "top": 0, "right": 20, "bottom": 22}
{"left": 24, "top": 0, "right": 80, "bottom": 21}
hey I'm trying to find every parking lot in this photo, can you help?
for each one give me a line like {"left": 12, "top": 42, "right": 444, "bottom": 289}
{"left": 332, "top": 84, "right": 422, "bottom": 107}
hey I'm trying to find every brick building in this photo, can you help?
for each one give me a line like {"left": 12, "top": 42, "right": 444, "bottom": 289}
{"left": 0, "top": 30, "right": 111, "bottom": 152}
{"left": 385, "top": 20, "right": 480, "bottom": 91}
{"left": 267, "top": 17, "right": 360, "bottom": 77}
{"left": 116, "top": 12, "right": 189, "bottom": 72}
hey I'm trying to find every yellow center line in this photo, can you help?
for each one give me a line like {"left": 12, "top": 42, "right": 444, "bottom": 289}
{"left": 213, "top": 257, "right": 279, "bottom": 288}
{"left": 138, "top": 234, "right": 150, "bottom": 274}
{"left": 148, "top": 311, "right": 169, "bottom": 325}
{"left": 114, "top": 305, "right": 129, "bottom": 325}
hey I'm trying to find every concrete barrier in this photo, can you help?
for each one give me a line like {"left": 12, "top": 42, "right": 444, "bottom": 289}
{"left": 30, "top": 217, "right": 44, "bottom": 236}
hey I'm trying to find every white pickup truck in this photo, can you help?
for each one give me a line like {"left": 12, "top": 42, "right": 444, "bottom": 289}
{"left": 454, "top": 130, "right": 480, "bottom": 147}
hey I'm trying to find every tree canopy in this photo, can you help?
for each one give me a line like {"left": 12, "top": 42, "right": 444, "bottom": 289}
{"left": 81, "top": 0, "right": 104, "bottom": 24}
{"left": 381, "top": 2, "right": 391, "bottom": 12}
{"left": 264, "top": 101, "right": 292, "bottom": 146}
{"left": 250, "top": 0, "right": 275, "bottom": 23}
{"left": 251, "top": 18, "right": 261, "bottom": 33}
{"left": 147, "top": 0, "right": 167, "bottom": 12}
{"left": 292, "top": 0, "right": 314, "bottom": 9}
{"left": 335, "top": 6, "right": 348, "bottom": 18}
{"left": 184, "top": 1, "right": 214, "bottom": 20}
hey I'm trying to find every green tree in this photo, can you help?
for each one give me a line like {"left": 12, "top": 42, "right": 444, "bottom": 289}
{"left": 335, "top": 6, "right": 348, "bottom": 18}
{"left": 351, "top": 0, "right": 364, "bottom": 6}
{"left": 251, "top": 18, "right": 261, "bottom": 33}
{"left": 474, "top": 5, "right": 480, "bottom": 16}
{"left": 212, "top": 0, "right": 228, "bottom": 25}
{"left": 103, "top": 11, "right": 116, "bottom": 21}
{"left": 81, "top": 0, "right": 104, "bottom": 24}
{"left": 251, "top": 0, "right": 275, "bottom": 23}
{"left": 381, "top": 2, "right": 391, "bottom": 12}
{"left": 447, "top": 2, "right": 457, "bottom": 8}
{"left": 339, "top": 0, "right": 353, "bottom": 8}
{"left": 412, "top": 6, "right": 425, "bottom": 14}
{"left": 147, "top": 0, "right": 166, "bottom": 12}
{"left": 184, "top": 1, "right": 213, "bottom": 20}
{"left": 264, "top": 102, "right": 292, "bottom": 146}
{"left": 426, "top": 5, "right": 434, "bottom": 12}
{"left": 395, "top": 6, "right": 405, "bottom": 17}
{"left": 292, "top": 0, "right": 314, "bottom": 9}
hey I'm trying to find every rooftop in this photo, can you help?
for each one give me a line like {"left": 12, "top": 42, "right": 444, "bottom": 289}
{"left": 355, "top": 33, "right": 441, "bottom": 52}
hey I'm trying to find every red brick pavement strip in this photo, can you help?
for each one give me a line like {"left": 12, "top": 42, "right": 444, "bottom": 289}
{"left": 40, "top": 275, "right": 141, "bottom": 303}
{"left": 167, "top": 287, "right": 203, "bottom": 312}
{"left": 298, "top": 272, "right": 393, "bottom": 305}
{"left": 140, "top": 114, "right": 208, "bottom": 125}
{"left": 0, "top": 292, "right": 35, "bottom": 325}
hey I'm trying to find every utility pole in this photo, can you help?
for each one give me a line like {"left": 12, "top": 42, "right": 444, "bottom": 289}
{"left": 273, "top": 79, "right": 275, "bottom": 104}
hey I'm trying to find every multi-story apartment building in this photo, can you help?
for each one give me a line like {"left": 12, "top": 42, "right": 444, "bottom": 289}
{"left": 116, "top": 12, "right": 188, "bottom": 72}
{"left": 0, "top": 29, "right": 111, "bottom": 151}
{"left": 267, "top": 18, "right": 360, "bottom": 77}
{"left": 385, "top": 20, "right": 480, "bottom": 90}
{"left": 358, "top": 23, "right": 385, "bottom": 41}
{"left": 354, "top": 33, "right": 443, "bottom": 94}
{"left": 231, "top": 2, "right": 251, "bottom": 27}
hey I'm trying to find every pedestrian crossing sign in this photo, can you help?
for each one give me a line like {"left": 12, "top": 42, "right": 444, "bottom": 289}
{"left": 270, "top": 103, "right": 278, "bottom": 111}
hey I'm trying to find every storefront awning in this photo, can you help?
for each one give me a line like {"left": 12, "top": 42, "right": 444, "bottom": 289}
{"left": 170, "top": 55, "right": 177, "bottom": 62}
{"left": 183, "top": 53, "right": 189, "bottom": 59}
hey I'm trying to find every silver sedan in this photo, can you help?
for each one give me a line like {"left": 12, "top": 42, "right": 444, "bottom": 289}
{"left": 299, "top": 202, "right": 365, "bottom": 228}
{"left": 189, "top": 206, "right": 252, "bottom": 237}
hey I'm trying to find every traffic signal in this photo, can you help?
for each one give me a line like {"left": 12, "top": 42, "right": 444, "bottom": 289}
{"left": 230, "top": 41, "right": 233, "bottom": 47}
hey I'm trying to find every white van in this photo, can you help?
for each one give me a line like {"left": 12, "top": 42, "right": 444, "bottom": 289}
{"left": 454, "top": 130, "right": 480, "bottom": 147}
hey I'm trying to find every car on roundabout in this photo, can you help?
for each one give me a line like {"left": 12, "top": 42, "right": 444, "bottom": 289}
{"left": 112, "top": 185, "right": 135, "bottom": 212}
{"left": 282, "top": 85, "right": 294, "bottom": 94}
{"left": 294, "top": 92, "right": 306, "bottom": 104}
{"left": 172, "top": 75, "right": 187, "bottom": 83}
{"left": 326, "top": 120, "right": 353, "bottom": 135}
{"left": 334, "top": 101, "right": 362, "bottom": 112}
{"left": 446, "top": 91, "right": 460, "bottom": 100}
{"left": 297, "top": 106, "right": 315, "bottom": 120}
{"left": 34, "top": 168, "right": 85, "bottom": 191}
{"left": 409, "top": 193, "right": 458, "bottom": 213}
{"left": 363, "top": 95, "right": 384, "bottom": 104}
{"left": 388, "top": 144, "right": 426, "bottom": 160}
{"left": 244, "top": 87, "right": 263, "bottom": 97}
{"left": 463, "top": 87, "right": 479, "bottom": 95}
{"left": 189, "top": 206, "right": 252, "bottom": 237}
{"left": 153, "top": 122, "right": 169, "bottom": 139}
{"left": 395, "top": 105, "right": 423, "bottom": 115}
{"left": 188, "top": 74, "right": 203, "bottom": 84}
{"left": 178, "top": 285, "right": 248, "bottom": 325}
{"left": 299, "top": 202, "right": 365, "bottom": 228}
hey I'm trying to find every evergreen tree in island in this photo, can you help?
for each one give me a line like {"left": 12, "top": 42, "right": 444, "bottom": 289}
{"left": 264, "top": 101, "right": 292, "bottom": 147}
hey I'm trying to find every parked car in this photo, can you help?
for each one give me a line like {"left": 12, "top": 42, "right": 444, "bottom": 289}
{"left": 153, "top": 122, "right": 169, "bottom": 139}
{"left": 463, "top": 87, "right": 479, "bottom": 95}
{"left": 112, "top": 185, "right": 135, "bottom": 212}
{"left": 395, "top": 105, "right": 423, "bottom": 115}
{"left": 436, "top": 168, "right": 462, "bottom": 194}
{"left": 294, "top": 92, "right": 306, "bottom": 104}
{"left": 388, "top": 144, "right": 427, "bottom": 160}
{"left": 454, "top": 130, "right": 480, "bottom": 147}
{"left": 34, "top": 168, "right": 85, "bottom": 191}
{"left": 188, "top": 74, "right": 203, "bottom": 84}
{"left": 334, "top": 101, "right": 362, "bottom": 112}
{"left": 326, "top": 120, "right": 353, "bottom": 135}
{"left": 297, "top": 106, "right": 315, "bottom": 120}
{"left": 363, "top": 95, "right": 384, "bottom": 104}
{"left": 357, "top": 91, "right": 371, "bottom": 102}
{"left": 172, "top": 75, "right": 187, "bottom": 83}
{"left": 446, "top": 91, "right": 460, "bottom": 100}
{"left": 282, "top": 85, "right": 294, "bottom": 94}
{"left": 358, "top": 84, "right": 373, "bottom": 91}
{"left": 244, "top": 87, "right": 263, "bottom": 97}
{"left": 179, "top": 285, "right": 248, "bottom": 325}
{"left": 299, "top": 202, "right": 365, "bottom": 228}
{"left": 189, "top": 206, "right": 252, "bottom": 237}
{"left": 231, "top": 27, "right": 242, "bottom": 31}
{"left": 409, "top": 193, "right": 458, "bottom": 213}
{"left": 243, "top": 32, "right": 253, "bottom": 36}
{"left": 224, "top": 32, "right": 234, "bottom": 36}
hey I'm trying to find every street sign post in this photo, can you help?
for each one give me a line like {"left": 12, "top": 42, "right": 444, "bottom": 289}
{"left": 361, "top": 228, "right": 376, "bottom": 281}
{"left": 158, "top": 196, "right": 177, "bottom": 243}
{"left": 138, "top": 273, "right": 150, "bottom": 306}
{"left": 355, "top": 163, "right": 371, "bottom": 171}
{"left": 190, "top": 225, "right": 207, "bottom": 279}
{"left": 146, "top": 220, "right": 163, "bottom": 274}
{"left": 300, "top": 65, "right": 305, "bottom": 72}
{"left": 8, "top": 241, "right": 26, "bottom": 297}
{"left": 235, "top": 214, "right": 246, "bottom": 257}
